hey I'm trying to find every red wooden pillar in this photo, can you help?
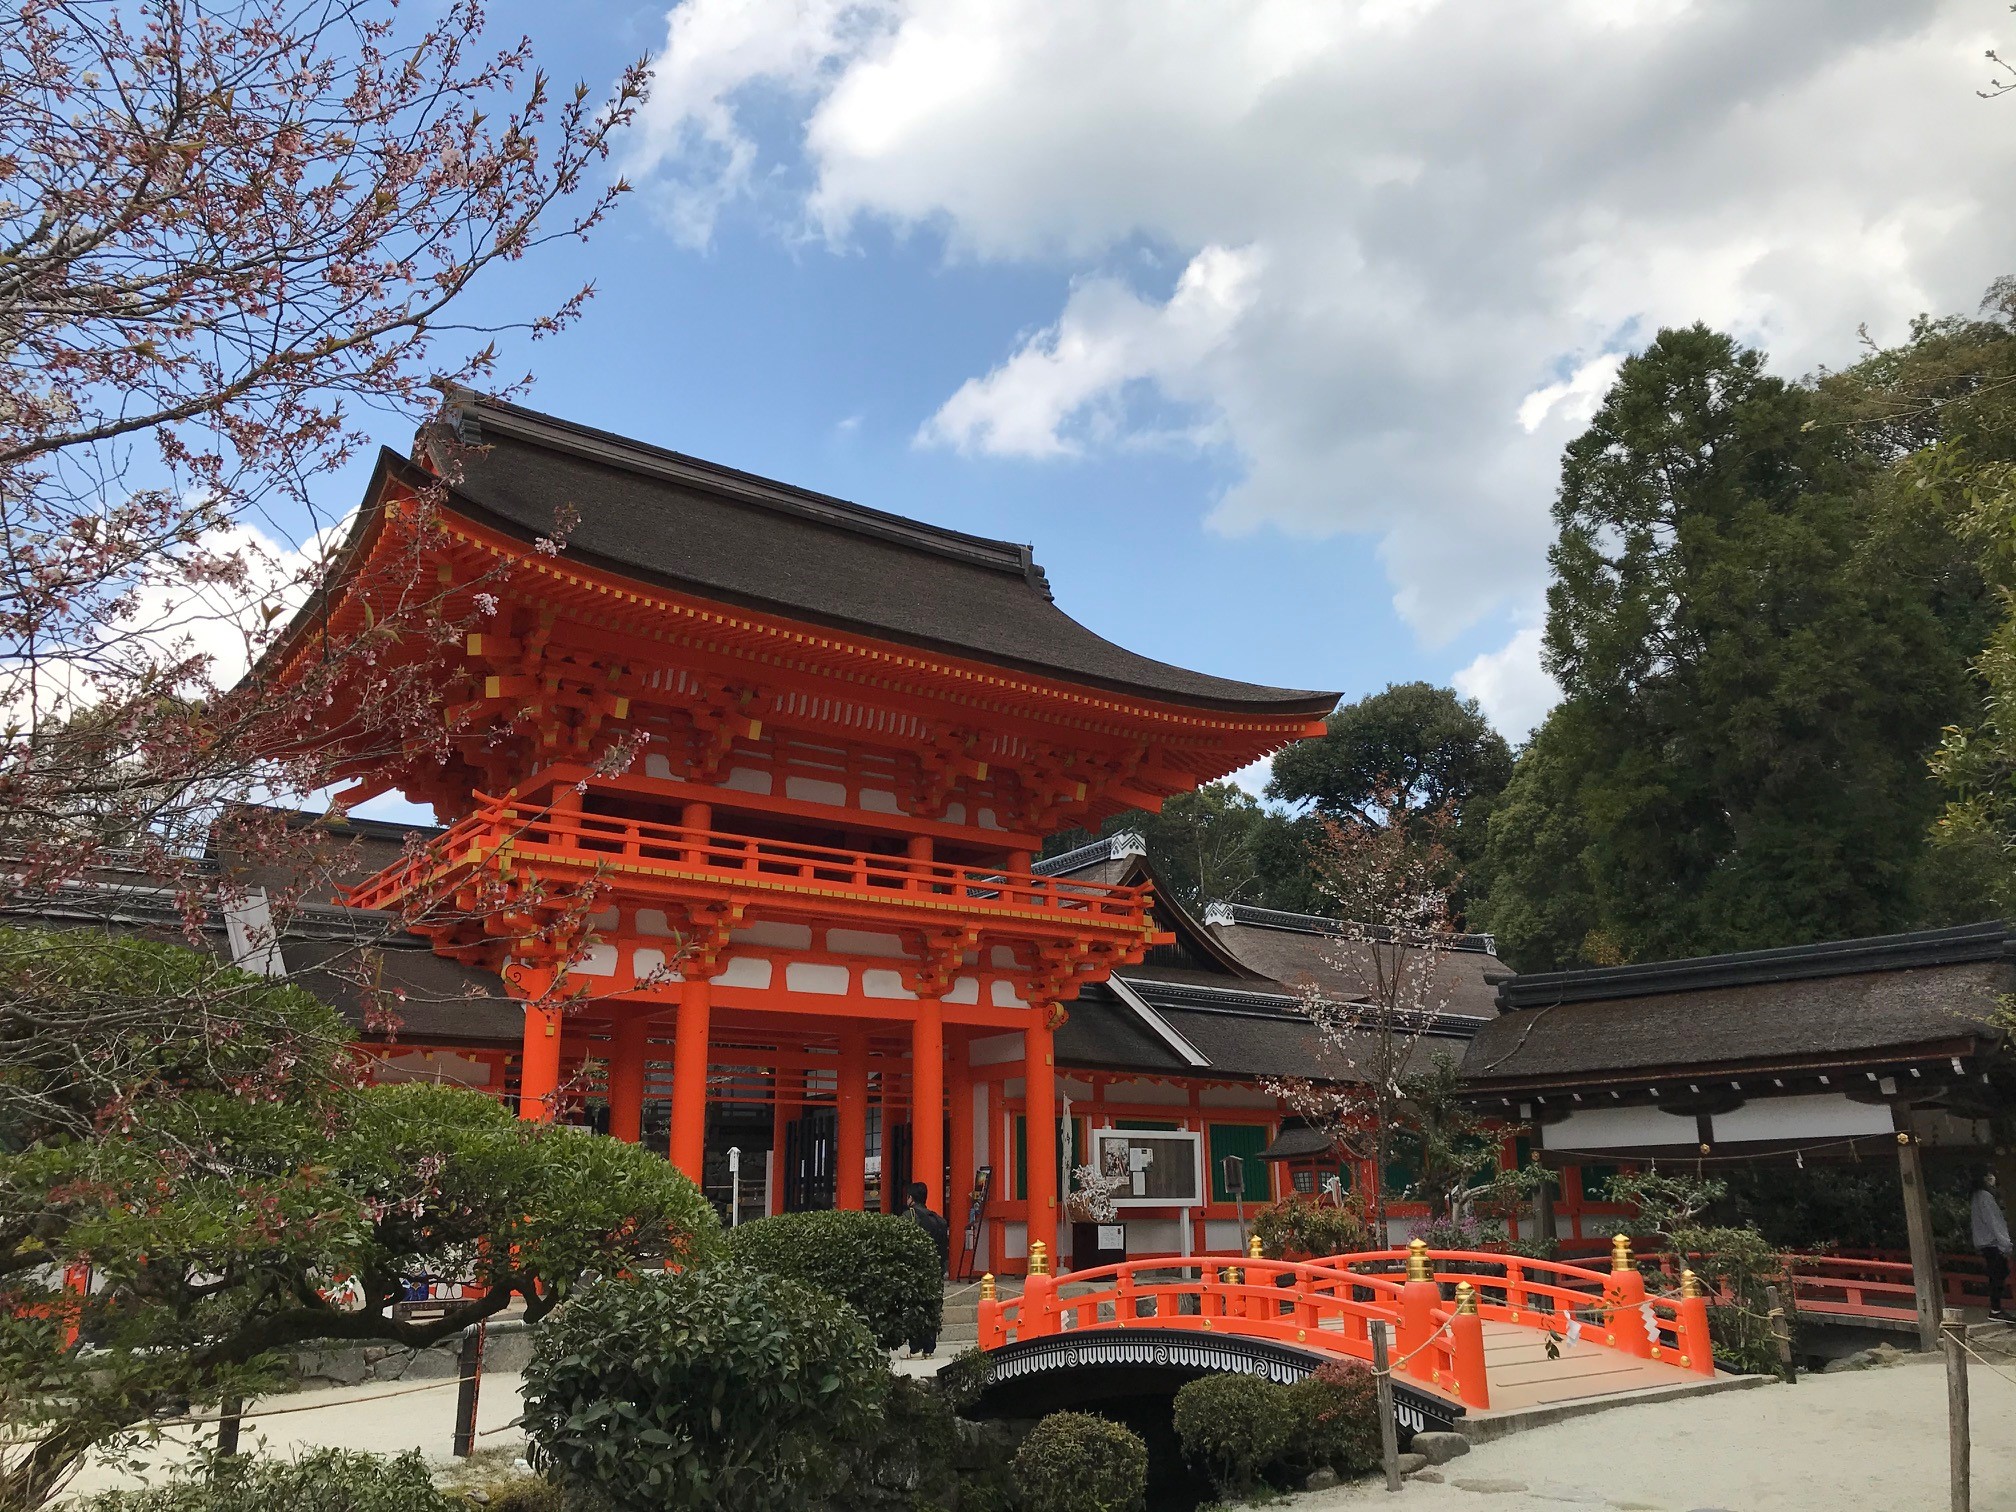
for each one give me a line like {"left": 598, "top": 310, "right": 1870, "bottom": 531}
{"left": 607, "top": 1011, "right": 648, "bottom": 1143}
{"left": 668, "top": 974, "right": 711, "bottom": 1181}
{"left": 1025, "top": 1017, "right": 1059, "bottom": 1269}
{"left": 879, "top": 1058, "right": 902, "bottom": 1212}
{"left": 912, "top": 996, "right": 945, "bottom": 1207}
{"left": 948, "top": 1044, "right": 975, "bottom": 1226}
{"left": 518, "top": 1002, "right": 562, "bottom": 1123}
{"left": 837, "top": 1030, "right": 870, "bottom": 1211}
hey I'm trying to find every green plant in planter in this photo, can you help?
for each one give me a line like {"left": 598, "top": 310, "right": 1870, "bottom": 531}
{"left": 1172, "top": 1374, "right": 1293, "bottom": 1497}
{"left": 522, "top": 1266, "right": 889, "bottom": 1512}
{"left": 727, "top": 1209, "right": 942, "bottom": 1349}
{"left": 1012, "top": 1412, "right": 1148, "bottom": 1512}
{"left": 1252, "top": 1195, "right": 1371, "bottom": 1259}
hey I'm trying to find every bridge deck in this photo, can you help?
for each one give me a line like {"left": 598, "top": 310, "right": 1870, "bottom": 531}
{"left": 1473, "top": 1321, "right": 1715, "bottom": 1413}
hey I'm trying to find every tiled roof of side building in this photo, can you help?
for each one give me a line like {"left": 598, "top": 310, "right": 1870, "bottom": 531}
{"left": 1463, "top": 922, "right": 2015, "bottom": 1089}
{"left": 1199, "top": 902, "right": 1505, "bottom": 1019}
{"left": 422, "top": 392, "right": 1338, "bottom": 715}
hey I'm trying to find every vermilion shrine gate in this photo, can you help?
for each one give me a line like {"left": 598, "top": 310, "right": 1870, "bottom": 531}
{"left": 267, "top": 390, "right": 1336, "bottom": 1263}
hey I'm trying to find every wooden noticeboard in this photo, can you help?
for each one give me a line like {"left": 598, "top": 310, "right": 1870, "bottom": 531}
{"left": 956, "top": 1165, "right": 993, "bottom": 1280}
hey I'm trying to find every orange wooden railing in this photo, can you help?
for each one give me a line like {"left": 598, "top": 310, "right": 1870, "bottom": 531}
{"left": 345, "top": 793, "right": 1152, "bottom": 930}
{"left": 978, "top": 1238, "right": 1716, "bottom": 1412}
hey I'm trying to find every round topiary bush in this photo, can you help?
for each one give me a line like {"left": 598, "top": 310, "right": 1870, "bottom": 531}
{"left": 1011, "top": 1412, "right": 1148, "bottom": 1512}
{"left": 75, "top": 1450, "right": 456, "bottom": 1512}
{"left": 522, "top": 1265, "right": 889, "bottom": 1512}
{"left": 1172, "top": 1372, "right": 1293, "bottom": 1496}
{"left": 1285, "top": 1360, "right": 1383, "bottom": 1477}
{"left": 726, "top": 1208, "right": 942, "bottom": 1349}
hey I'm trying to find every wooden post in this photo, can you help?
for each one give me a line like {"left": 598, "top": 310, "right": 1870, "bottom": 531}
{"left": 668, "top": 975, "right": 711, "bottom": 1181}
{"left": 452, "top": 1322, "right": 485, "bottom": 1458}
{"left": 1764, "top": 1283, "right": 1796, "bottom": 1384}
{"left": 1900, "top": 1129, "right": 1944, "bottom": 1353}
{"left": 1372, "top": 1322, "right": 1402, "bottom": 1492}
{"left": 1025, "top": 1020, "right": 1059, "bottom": 1270}
{"left": 836, "top": 1030, "right": 870, "bottom": 1211}
{"left": 1944, "top": 1307, "right": 1970, "bottom": 1512}
{"left": 912, "top": 996, "right": 945, "bottom": 1207}
{"left": 606, "top": 1012, "right": 647, "bottom": 1144}
{"left": 1531, "top": 1178, "right": 1558, "bottom": 1246}
{"left": 215, "top": 1397, "right": 243, "bottom": 1459}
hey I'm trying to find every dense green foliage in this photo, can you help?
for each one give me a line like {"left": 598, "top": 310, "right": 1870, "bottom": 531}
{"left": 1271, "top": 681, "right": 1512, "bottom": 919}
{"left": 822, "top": 1374, "right": 972, "bottom": 1512}
{"left": 1479, "top": 314, "right": 2009, "bottom": 969}
{"left": 74, "top": 1451, "right": 455, "bottom": 1512}
{"left": 1171, "top": 1374, "right": 1293, "bottom": 1497}
{"left": 1283, "top": 1362, "right": 1383, "bottom": 1479}
{"left": 725, "top": 1209, "right": 942, "bottom": 1349}
{"left": 1252, "top": 1195, "right": 1369, "bottom": 1259}
{"left": 1010, "top": 1413, "right": 1148, "bottom": 1512}
{"left": 0, "top": 929, "right": 720, "bottom": 1510}
{"left": 1044, "top": 782, "right": 1323, "bottom": 914}
{"left": 522, "top": 1267, "right": 889, "bottom": 1512}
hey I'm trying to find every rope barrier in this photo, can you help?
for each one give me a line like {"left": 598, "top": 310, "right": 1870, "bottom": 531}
{"left": 0, "top": 1373, "right": 483, "bottom": 1448}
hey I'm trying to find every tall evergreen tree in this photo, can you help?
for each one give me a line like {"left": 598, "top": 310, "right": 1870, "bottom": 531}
{"left": 1482, "top": 323, "right": 1993, "bottom": 969}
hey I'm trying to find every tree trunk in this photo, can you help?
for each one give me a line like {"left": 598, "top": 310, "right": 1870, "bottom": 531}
{"left": 0, "top": 1417, "right": 105, "bottom": 1512}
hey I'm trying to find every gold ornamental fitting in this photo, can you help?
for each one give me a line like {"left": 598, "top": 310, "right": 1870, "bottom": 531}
{"left": 1226, "top": 1265, "right": 1242, "bottom": 1285}
{"left": 1028, "top": 1241, "right": 1049, "bottom": 1277}
{"left": 1406, "top": 1238, "right": 1431, "bottom": 1282}
{"left": 980, "top": 1273, "right": 997, "bottom": 1301}
{"left": 1680, "top": 1268, "right": 1703, "bottom": 1300}
{"left": 1455, "top": 1282, "right": 1479, "bottom": 1316}
{"left": 1249, "top": 1233, "right": 1265, "bottom": 1260}
{"left": 1611, "top": 1234, "right": 1637, "bottom": 1273}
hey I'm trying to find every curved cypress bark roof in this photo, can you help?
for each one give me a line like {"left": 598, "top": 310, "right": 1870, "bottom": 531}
{"left": 423, "top": 390, "right": 1337, "bottom": 716}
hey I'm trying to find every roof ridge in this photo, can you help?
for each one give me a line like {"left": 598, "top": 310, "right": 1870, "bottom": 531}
{"left": 1033, "top": 830, "right": 1147, "bottom": 876}
{"left": 1496, "top": 919, "right": 2014, "bottom": 1010}
{"left": 1203, "top": 900, "right": 1498, "bottom": 954}
{"left": 438, "top": 388, "right": 1050, "bottom": 592}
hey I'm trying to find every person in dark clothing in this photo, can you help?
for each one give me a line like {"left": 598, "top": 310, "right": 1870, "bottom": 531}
{"left": 903, "top": 1181, "right": 951, "bottom": 1358}
{"left": 1974, "top": 1171, "right": 2012, "bottom": 1321}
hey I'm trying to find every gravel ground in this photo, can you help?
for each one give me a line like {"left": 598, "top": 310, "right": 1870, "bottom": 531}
{"left": 1303, "top": 1355, "right": 2012, "bottom": 1511}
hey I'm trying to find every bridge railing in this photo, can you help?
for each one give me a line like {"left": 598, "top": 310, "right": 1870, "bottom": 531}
{"left": 980, "top": 1243, "right": 1486, "bottom": 1408}
{"left": 1316, "top": 1240, "right": 1715, "bottom": 1377}
{"left": 978, "top": 1235, "right": 1716, "bottom": 1412}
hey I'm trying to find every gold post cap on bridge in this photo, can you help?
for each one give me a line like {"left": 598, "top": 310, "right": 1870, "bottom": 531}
{"left": 980, "top": 1273, "right": 997, "bottom": 1301}
{"left": 1680, "top": 1268, "right": 1703, "bottom": 1299}
{"left": 1249, "top": 1233, "right": 1264, "bottom": 1260}
{"left": 1455, "top": 1281, "right": 1479, "bottom": 1316}
{"left": 1028, "top": 1241, "right": 1049, "bottom": 1277}
{"left": 1611, "top": 1234, "right": 1637, "bottom": 1273}
{"left": 1226, "top": 1265, "right": 1242, "bottom": 1285}
{"left": 1406, "top": 1238, "right": 1431, "bottom": 1282}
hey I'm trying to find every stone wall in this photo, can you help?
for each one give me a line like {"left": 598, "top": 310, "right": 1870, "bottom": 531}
{"left": 289, "top": 1318, "right": 534, "bottom": 1390}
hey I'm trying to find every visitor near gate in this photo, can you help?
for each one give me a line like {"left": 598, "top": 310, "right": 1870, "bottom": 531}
{"left": 904, "top": 1182, "right": 952, "bottom": 1359}
{"left": 1974, "top": 1171, "right": 2013, "bottom": 1321}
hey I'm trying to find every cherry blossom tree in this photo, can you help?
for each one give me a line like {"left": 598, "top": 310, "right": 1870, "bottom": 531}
{"left": 1265, "top": 784, "right": 1460, "bottom": 1247}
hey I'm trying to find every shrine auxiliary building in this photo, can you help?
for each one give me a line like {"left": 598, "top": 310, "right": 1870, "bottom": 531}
{"left": 265, "top": 390, "right": 1339, "bottom": 1268}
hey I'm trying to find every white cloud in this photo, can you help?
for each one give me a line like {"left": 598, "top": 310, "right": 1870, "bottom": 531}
{"left": 1454, "top": 624, "right": 1558, "bottom": 742}
{"left": 635, "top": 0, "right": 2016, "bottom": 637}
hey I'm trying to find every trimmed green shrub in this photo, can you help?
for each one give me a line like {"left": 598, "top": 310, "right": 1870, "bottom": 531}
{"left": 824, "top": 1373, "right": 965, "bottom": 1510}
{"left": 1252, "top": 1195, "right": 1369, "bottom": 1260}
{"left": 1011, "top": 1412, "right": 1148, "bottom": 1512}
{"left": 1172, "top": 1373, "right": 1292, "bottom": 1496}
{"left": 727, "top": 1209, "right": 942, "bottom": 1349}
{"left": 1285, "top": 1361, "right": 1383, "bottom": 1476}
{"left": 931, "top": 1346, "right": 991, "bottom": 1413}
{"left": 523, "top": 1266, "right": 890, "bottom": 1512}
{"left": 74, "top": 1450, "right": 454, "bottom": 1512}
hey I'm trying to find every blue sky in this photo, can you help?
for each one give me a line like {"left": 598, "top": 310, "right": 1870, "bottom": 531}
{"left": 317, "top": 0, "right": 2015, "bottom": 806}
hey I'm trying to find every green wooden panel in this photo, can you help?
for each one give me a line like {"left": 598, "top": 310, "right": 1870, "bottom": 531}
{"left": 1208, "top": 1123, "right": 1272, "bottom": 1203}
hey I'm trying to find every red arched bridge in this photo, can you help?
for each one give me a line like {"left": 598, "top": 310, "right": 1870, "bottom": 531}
{"left": 974, "top": 1236, "right": 1720, "bottom": 1427}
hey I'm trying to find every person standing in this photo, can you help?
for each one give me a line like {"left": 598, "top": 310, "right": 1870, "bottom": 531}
{"left": 1973, "top": 1171, "right": 2012, "bottom": 1322}
{"left": 903, "top": 1181, "right": 951, "bottom": 1358}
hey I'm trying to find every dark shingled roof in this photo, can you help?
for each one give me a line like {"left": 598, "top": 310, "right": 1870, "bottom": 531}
{"left": 1259, "top": 1122, "right": 1337, "bottom": 1161}
{"left": 1202, "top": 912, "right": 1504, "bottom": 1019}
{"left": 1465, "top": 924, "right": 2015, "bottom": 1089}
{"left": 426, "top": 392, "right": 1336, "bottom": 715}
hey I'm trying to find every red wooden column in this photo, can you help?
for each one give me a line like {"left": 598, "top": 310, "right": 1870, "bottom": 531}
{"left": 668, "top": 973, "right": 711, "bottom": 1181}
{"left": 948, "top": 1043, "right": 975, "bottom": 1226}
{"left": 512, "top": 963, "right": 562, "bottom": 1123}
{"left": 770, "top": 1065, "right": 800, "bottom": 1216}
{"left": 837, "top": 1030, "right": 870, "bottom": 1211}
{"left": 1025, "top": 1016, "right": 1059, "bottom": 1267}
{"left": 912, "top": 995, "right": 946, "bottom": 1206}
{"left": 607, "top": 1011, "right": 648, "bottom": 1143}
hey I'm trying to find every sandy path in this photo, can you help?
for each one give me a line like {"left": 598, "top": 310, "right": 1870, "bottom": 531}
{"left": 1304, "top": 1357, "right": 2016, "bottom": 1511}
